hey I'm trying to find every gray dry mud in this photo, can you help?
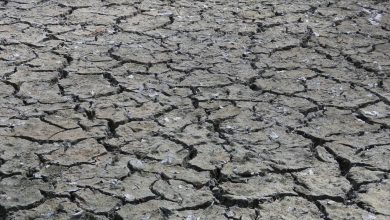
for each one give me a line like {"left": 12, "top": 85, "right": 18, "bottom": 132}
{"left": 0, "top": 0, "right": 389, "bottom": 219}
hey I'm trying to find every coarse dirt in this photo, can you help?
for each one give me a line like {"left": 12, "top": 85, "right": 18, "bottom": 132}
{"left": 0, "top": 0, "right": 389, "bottom": 219}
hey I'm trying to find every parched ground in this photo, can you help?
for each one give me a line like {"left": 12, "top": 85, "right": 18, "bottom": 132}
{"left": 0, "top": 0, "right": 389, "bottom": 219}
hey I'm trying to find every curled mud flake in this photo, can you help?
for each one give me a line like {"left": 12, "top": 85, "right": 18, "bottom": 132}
{"left": 185, "top": 215, "right": 200, "bottom": 220}
{"left": 269, "top": 131, "right": 279, "bottom": 140}
{"left": 128, "top": 158, "right": 144, "bottom": 170}
{"left": 40, "top": 211, "right": 55, "bottom": 218}
{"left": 109, "top": 179, "right": 122, "bottom": 190}
{"left": 225, "top": 210, "right": 235, "bottom": 218}
{"left": 369, "top": 13, "right": 382, "bottom": 26}
{"left": 148, "top": 90, "right": 159, "bottom": 98}
{"left": 137, "top": 85, "right": 144, "bottom": 93}
{"left": 362, "top": 213, "right": 377, "bottom": 220}
{"left": 72, "top": 210, "right": 84, "bottom": 217}
{"left": 160, "top": 154, "right": 175, "bottom": 165}
{"left": 158, "top": 10, "right": 173, "bottom": 16}
{"left": 12, "top": 53, "right": 20, "bottom": 59}
{"left": 124, "top": 110, "right": 132, "bottom": 119}
{"left": 124, "top": 193, "right": 135, "bottom": 202}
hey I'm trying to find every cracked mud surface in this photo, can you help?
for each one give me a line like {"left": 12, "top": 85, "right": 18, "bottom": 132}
{"left": 0, "top": 0, "right": 389, "bottom": 219}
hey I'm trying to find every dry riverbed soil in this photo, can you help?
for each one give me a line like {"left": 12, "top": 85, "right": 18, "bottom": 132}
{"left": 0, "top": 0, "right": 389, "bottom": 219}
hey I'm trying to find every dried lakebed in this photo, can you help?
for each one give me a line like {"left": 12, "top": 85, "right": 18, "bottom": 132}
{"left": 0, "top": 0, "right": 389, "bottom": 219}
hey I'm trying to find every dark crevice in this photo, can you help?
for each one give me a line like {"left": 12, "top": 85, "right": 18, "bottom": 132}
{"left": 324, "top": 146, "right": 353, "bottom": 176}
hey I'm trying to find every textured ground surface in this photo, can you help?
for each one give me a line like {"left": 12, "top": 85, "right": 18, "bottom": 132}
{"left": 0, "top": 0, "right": 389, "bottom": 219}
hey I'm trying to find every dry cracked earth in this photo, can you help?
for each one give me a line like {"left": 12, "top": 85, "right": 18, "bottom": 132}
{"left": 0, "top": 0, "right": 389, "bottom": 219}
